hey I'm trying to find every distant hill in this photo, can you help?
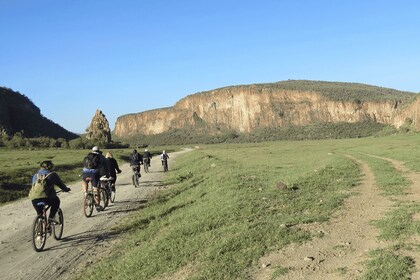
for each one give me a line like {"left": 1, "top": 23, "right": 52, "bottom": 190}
{"left": 114, "top": 80, "right": 419, "bottom": 144}
{"left": 0, "top": 87, "right": 78, "bottom": 140}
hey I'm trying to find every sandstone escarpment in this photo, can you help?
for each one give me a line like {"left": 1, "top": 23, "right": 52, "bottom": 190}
{"left": 114, "top": 81, "right": 418, "bottom": 137}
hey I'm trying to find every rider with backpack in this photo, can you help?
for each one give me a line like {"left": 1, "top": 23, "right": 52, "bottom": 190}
{"left": 129, "top": 149, "right": 143, "bottom": 181}
{"left": 143, "top": 149, "right": 152, "bottom": 167}
{"left": 129, "top": 149, "right": 143, "bottom": 168}
{"left": 30, "top": 160, "right": 71, "bottom": 224}
{"left": 82, "top": 146, "right": 107, "bottom": 211}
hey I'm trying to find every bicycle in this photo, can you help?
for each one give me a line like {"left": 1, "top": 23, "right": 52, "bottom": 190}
{"left": 131, "top": 165, "right": 141, "bottom": 188}
{"left": 99, "top": 176, "right": 116, "bottom": 207}
{"left": 32, "top": 201, "right": 64, "bottom": 252}
{"left": 83, "top": 176, "right": 104, "bottom": 217}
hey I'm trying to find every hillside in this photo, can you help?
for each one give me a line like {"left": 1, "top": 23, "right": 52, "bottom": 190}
{"left": 113, "top": 80, "right": 419, "bottom": 141}
{"left": 0, "top": 87, "right": 78, "bottom": 139}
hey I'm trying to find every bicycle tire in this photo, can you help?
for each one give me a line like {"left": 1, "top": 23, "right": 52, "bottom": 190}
{"left": 110, "top": 186, "right": 116, "bottom": 203}
{"left": 53, "top": 208, "right": 64, "bottom": 240}
{"left": 135, "top": 173, "right": 140, "bottom": 187}
{"left": 101, "top": 187, "right": 108, "bottom": 209}
{"left": 132, "top": 173, "right": 140, "bottom": 188}
{"left": 32, "top": 216, "right": 47, "bottom": 252}
{"left": 84, "top": 193, "right": 94, "bottom": 217}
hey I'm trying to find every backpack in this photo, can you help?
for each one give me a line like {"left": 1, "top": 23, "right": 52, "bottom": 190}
{"left": 131, "top": 153, "right": 140, "bottom": 163}
{"left": 29, "top": 173, "right": 53, "bottom": 200}
{"left": 83, "top": 152, "right": 100, "bottom": 169}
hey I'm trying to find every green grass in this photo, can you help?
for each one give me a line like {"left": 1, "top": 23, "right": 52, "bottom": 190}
{"left": 348, "top": 153, "right": 411, "bottom": 196}
{"left": 75, "top": 135, "right": 420, "bottom": 279}
{"left": 6, "top": 134, "right": 420, "bottom": 278}
{"left": 0, "top": 147, "right": 174, "bottom": 204}
{"left": 373, "top": 202, "right": 420, "bottom": 241}
{"left": 77, "top": 140, "right": 362, "bottom": 279}
{"left": 363, "top": 249, "right": 415, "bottom": 280}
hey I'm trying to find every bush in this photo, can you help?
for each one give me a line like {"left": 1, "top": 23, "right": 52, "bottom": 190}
{"left": 115, "top": 121, "right": 391, "bottom": 146}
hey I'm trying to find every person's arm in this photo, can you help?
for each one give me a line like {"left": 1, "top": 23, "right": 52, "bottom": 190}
{"left": 50, "top": 172, "right": 71, "bottom": 192}
{"left": 114, "top": 159, "right": 121, "bottom": 173}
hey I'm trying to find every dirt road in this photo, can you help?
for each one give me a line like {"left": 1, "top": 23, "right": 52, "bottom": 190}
{"left": 0, "top": 150, "right": 185, "bottom": 280}
{"left": 253, "top": 155, "right": 420, "bottom": 279}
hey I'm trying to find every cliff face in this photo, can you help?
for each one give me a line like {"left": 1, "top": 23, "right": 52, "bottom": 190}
{"left": 0, "top": 87, "right": 78, "bottom": 139}
{"left": 114, "top": 82, "right": 419, "bottom": 137}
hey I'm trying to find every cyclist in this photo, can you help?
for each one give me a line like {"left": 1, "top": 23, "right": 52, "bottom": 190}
{"left": 129, "top": 149, "right": 143, "bottom": 168}
{"left": 31, "top": 160, "right": 71, "bottom": 224}
{"left": 160, "top": 150, "right": 170, "bottom": 170}
{"left": 105, "top": 152, "right": 122, "bottom": 190}
{"left": 82, "top": 146, "right": 106, "bottom": 211}
{"left": 143, "top": 149, "right": 152, "bottom": 167}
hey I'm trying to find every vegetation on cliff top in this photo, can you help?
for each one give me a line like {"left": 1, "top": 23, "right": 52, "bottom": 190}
{"left": 194, "top": 80, "right": 418, "bottom": 103}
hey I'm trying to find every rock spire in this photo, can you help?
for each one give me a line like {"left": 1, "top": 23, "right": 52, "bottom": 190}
{"left": 85, "top": 109, "right": 111, "bottom": 143}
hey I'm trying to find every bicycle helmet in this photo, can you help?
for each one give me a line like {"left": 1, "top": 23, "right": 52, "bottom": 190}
{"left": 40, "top": 160, "right": 54, "bottom": 170}
{"left": 92, "top": 146, "right": 99, "bottom": 152}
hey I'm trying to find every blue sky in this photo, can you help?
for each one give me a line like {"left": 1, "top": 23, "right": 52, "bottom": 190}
{"left": 1, "top": 1, "right": 420, "bottom": 134}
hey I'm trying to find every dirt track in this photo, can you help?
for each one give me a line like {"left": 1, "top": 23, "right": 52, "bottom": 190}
{"left": 253, "top": 155, "right": 420, "bottom": 280}
{"left": 0, "top": 151, "right": 185, "bottom": 280}
{"left": 4, "top": 152, "right": 420, "bottom": 280}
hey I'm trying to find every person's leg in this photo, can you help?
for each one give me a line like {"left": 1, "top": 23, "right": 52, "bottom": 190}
{"left": 93, "top": 171, "right": 102, "bottom": 209}
{"left": 31, "top": 199, "right": 44, "bottom": 215}
{"left": 82, "top": 172, "right": 90, "bottom": 193}
{"left": 48, "top": 196, "right": 60, "bottom": 219}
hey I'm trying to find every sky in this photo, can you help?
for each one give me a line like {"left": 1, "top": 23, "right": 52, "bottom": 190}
{"left": 1, "top": 0, "right": 420, "bottom": 134}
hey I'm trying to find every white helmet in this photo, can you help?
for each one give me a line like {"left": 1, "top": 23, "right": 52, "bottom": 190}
{"left": 92, "top": 146, "right": 99, "bottom": 152}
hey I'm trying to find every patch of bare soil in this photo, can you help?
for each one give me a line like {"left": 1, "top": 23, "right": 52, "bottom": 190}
{"left": 0, "top": 150, "right": 188, "bottom": 280}
{"left": 251, "top": 155, "right": 397, "bottom": 280}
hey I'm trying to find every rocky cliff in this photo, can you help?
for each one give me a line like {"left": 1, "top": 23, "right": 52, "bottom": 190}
{"left": 114, "top": 80, "right": 419, "bottom": 137}
{"left": 85, "top": 109, "right": 112, "bottom": 143}
{"left": 0, "top": 87, "right": 78, "bottom": 139}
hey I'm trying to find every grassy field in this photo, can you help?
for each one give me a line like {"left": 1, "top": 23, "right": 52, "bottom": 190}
{"left": 4, "top": 135, "right": 420, "bottom": 279}
{"left": 0, "top": 146, "right": 173, "bottom": 204}
{"left": 65, "top": 134, "right": 420, "bottom": 279}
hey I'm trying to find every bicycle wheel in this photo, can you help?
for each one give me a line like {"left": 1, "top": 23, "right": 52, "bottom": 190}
{"left": 163, "top": 161, "right": 168, "bottom": 172}
{"left": 132, "top": 173, "right": 140, "bottom": 188}
{"left": 101, "top": 187, "right": 108, "bottom": 209}
{"left": 135, "top": 173, "right": 140, "bottom": 187}
{"left": 110, "top": 184, "right": 116, "bottom": 203}
{"left": 83, "top": 193, "right": 94, "bottom": 217}
{"left": 32, "top": 216, "right": 47, "bottom": 252}
{"left": 53, "top": 208, "right": 64, "bottom": 240}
